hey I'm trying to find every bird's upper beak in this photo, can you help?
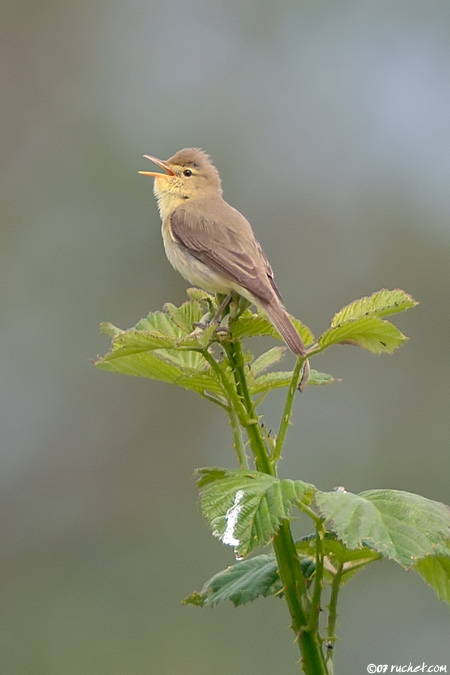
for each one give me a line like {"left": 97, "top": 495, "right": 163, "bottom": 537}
{"left": 138, "top": 155, "right": 175, "bottom": 178}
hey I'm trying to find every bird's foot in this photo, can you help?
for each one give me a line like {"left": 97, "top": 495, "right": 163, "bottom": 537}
{"left": 214, "top": 325, "right": 231, "bottom": 337}
{"left": 214, "top": 312, "right": 232, "bottom": 337}
{"left": 192, "top": 321, "right": 208, "bottom": 331}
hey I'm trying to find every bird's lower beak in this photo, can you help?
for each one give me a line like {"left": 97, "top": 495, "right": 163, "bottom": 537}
{"left": 138, "top": 155, "right": 175, "bottom": 178}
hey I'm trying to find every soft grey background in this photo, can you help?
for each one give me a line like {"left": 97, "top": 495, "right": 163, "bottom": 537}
{"left": 2, "top": 2, "right": 449, "bottom": 673}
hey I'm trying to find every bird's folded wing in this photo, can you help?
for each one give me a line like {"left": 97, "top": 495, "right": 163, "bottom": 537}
{"left": 170, "top": 207, "right": 282, "bottom": 305}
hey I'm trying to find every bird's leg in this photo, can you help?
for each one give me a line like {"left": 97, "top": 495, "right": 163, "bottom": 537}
{"left": 191, "top": 293, "right": 232, "bottom": 335}
{"left": 215, "top": 295, "right": 250, "bottom": 335}
{"left": 213, "top": 293, "right": 233, "bottom": 322}
{"left": 211, "top": 293, "right": 233, "bottom": 335}
{"left": 191, "top": 293, "right": 249, "bottom": 337}
{"left": 230, "top": 295, "right": 250, "bottom": 320}
{"left": 192, "top": 313, "right": 213, "bottom": 331}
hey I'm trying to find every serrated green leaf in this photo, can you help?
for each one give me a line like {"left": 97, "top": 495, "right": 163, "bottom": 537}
{"left": 105, "top": 330, "right": 178, "bottom": 357}
{"left": 317, "top": 289, "right": 418, "bottom": 354}
{"left": 296, "top": 534, "right": 381, "bottom": 587}
{"left": 250, "top": 371, "right": 293, "bottom": 395}
{"left": 183, "top": 554, "right": 282, "bottom": 607}
{"left": 96, "top": 350, "right": 183, "bottom": 380}
{"left": 250, "top": 369, "right": 336, "bottom": 396}
{"left": 231, "top": 311, "right": 279, "bottom": 339}
{"left": 95, "top": 350, "right": 225, "bottom": 395}
{"left": 291, "top": 317, "right": 315, "bottom": 347}
{"left": 197, "top": 468, "right": 316, "bottom": 557}
{"left": 96, "top": 298, "right": 224, "bottom": 387}
{"left": 414, "top": 554, "right": 450, "bottom": 604}
{"left": 296, "top": 535, "right": 380, "bottom": 566}
{"left": 186, "top": 287, "right": 216, "bottom": 305}
{"left": 231, "top": 310, "right": 315, "bottom": 347}
{"left": 315, "top": 489, "right": 450, "bottom": 568}
{"left": 135, "top": 310, "right": 185, "bottom": 338}
{"left": 163, "top": 300, "right": 205, "bottom": 333}
{"left": 319, "top": 315, "right": 407, "bottom": 354}
{"left": 100, "top": 322, "right": 123, "bottom": 337}
{"left": 332, "top": 289, "right": 418, "bottom": 326}
{"left": 250, "top": 347, "right": 287, "bottom": 377}
{"left": 96, "top": 327, "right": 212, "bottom": 373}
{"left": 182, "top": 591, "right": 205, "bottom": 607}
{"left": 308, "top": 370, "right": 338, "bottom": 385}
{"left": 150, "top": 347, "right": 208, "bottom": 370}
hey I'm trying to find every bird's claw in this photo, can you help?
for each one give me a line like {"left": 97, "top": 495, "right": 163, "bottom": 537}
{"left": 214, "top": 325, "right": 231, "bottom": 337}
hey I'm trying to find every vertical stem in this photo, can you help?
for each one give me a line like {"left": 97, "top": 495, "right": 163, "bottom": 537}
{"left": 326, "top": 562, "right": 343, "bottom": 673}
{"left": 223, "top": 340, "right": 273, "bottom": 474}
{"left": 202, "top": 348, "right": 251, "bottom": 467}
{"left": 273, "top": 356, "right": 305, "bottom": 465}
{"left": 224, "top": 337, "right": 328, "bottom": 675}
{"left": 228, "top": 408, "right": 248, "bottom": 469}
{"left": 309, "top": 522, "right": 325, "bottom": 632}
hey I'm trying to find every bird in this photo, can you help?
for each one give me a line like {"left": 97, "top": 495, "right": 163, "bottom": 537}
{"left": 139, "top": 148, "right": 306, "bottom": 358}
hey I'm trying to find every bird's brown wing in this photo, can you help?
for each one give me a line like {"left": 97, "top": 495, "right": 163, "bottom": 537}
{"left": 170, "top": 203, "right": 283, "bottom": 305}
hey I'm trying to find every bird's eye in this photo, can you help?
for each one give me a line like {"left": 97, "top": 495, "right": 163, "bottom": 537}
{"left": 183, "top": 169, "right": 192, "bottom": 177}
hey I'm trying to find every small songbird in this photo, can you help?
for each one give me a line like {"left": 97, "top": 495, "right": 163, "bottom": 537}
{"left": 139, "top": 148, "right": 306, "bottom": 357}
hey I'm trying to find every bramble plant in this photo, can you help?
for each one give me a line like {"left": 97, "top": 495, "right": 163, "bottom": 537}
{"left": 96, "top": 288, "right": 450, "bottom": 674}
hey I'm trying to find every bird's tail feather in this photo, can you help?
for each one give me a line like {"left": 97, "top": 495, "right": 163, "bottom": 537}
{"left": 264, "top": 302, "right": 306, "bottom": 357}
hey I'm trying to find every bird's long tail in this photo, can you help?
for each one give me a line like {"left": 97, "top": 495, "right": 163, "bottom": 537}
{"left": 263, "top": 301, "right": 306, "bottom": 357}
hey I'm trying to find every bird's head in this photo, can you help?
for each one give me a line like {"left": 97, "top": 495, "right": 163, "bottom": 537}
{"left": 139, "top": 148, "right": 222, "bottom": 215}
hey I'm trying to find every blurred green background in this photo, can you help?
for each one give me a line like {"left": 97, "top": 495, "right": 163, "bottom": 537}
{"left": 2, "top": 1, "right": 449, "bottom": 673}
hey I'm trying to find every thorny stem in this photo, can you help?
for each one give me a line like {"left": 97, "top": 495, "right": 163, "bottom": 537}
{"left": 273, "top": 356, "right": 305, "bottom": 465}
{"left": 202, "top": 349, "right": 249, "bottom": 427}
{"left": 228, "top": 408, "right": 248, "bottom": 469}
{"left": 326, "top": 561, "right": 344, "bottom": 673}
{"left": 309, "top": 521, "right": 325, "bottom": 633}
{"left": 223, "top": 336, "right": 328, "bottom": 675}
{"left": 222, "top": 338, "right": 272, "bottom": 474}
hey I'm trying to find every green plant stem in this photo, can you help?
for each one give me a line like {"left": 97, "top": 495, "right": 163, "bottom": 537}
{"left": 202, "top": 349, "right": 249, "bottom": 427}
{"left": 273, "top": 356, "right": 305, "bottom": 465}
{"left": 309, "top": 522, "right": 325, "bottom": 632}
{"left": 223, "top": 339, "right": 272, "bottom": 473}
{"left": 224, "top": 337, "right": 328, "bottom": 675}
{"left": 326, "top": 561, "right": 344, "bottom": 672}
{"left": 228, "top": 408, "right": 248, "bottom": 469}
{"left": 200, "top": 391, "right": 229, "bottom": 410}
{"left": 202, "top": 349, "right": 252, "bottom": 467}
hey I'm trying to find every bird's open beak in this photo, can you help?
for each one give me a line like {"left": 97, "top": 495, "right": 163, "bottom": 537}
{"left": 138, "top": 155, "right": 175, "bottom": 178}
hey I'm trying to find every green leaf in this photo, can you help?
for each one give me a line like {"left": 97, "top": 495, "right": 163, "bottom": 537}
{"left": 291, "top": 317, "right": 315, "bottom": 346}
{"left": 100, "top": 322, "right": 123, "bottom": 337}
{"left": 134, "top": 309, "right": 187, "bottom": 337}
{"left": 308, "top": 370, "right": 339, "bottom": 386}
{"left": 134, "top": 304, "right": 217, "bottom": 350}
{"left": 296, "top": 534, "right": 381, "bottom": 585}
{"left": 101, "top": 329, "right": 179, "bottom": 356}
{"left": 186, "top": 287, "right": 216, "bottom": 306}
{"left": 96, "top": 349, "right": 225, "bottom": 396}
{"left": 197, "top": 468, "right": 316, "bottom": 558}
{"left": 250, "top": 369, "right": 336, "bottom": 396}
{"left": 95, "top": 299, "right": 228, "bottom": 397}
{"left": 183, "top": 554, "right": 282, "bottom": 607}
{"left": 250, "top": 347, "right": 287, "bottom": 377}
{"left": 188, "top": 533, "right": 380, "bottom": 607}
{"left": 315, "top": 489, "right": 450, "bottom": 568}
{"left": 246, "top": 347, "right": 337, "bottom": 398}
{"left": 231, "top": 311, "right": 280, "bottom": 339}
{"left": 317, "top": 289, "right": 418, "bottom": 354}
{"left": 319, "top": 315, "right": 407, "bottom": 354}
{"left": 331, "top": 289, "right": 418, "bottom": 326}
{"left": 231, "top": 310, "right": 315, "bottom": 347}
{"left": 414, "top": 553, "right": 450, "bottom": 604}
{"left": 162, "top": 299, "right": 205, "bottom": 333}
